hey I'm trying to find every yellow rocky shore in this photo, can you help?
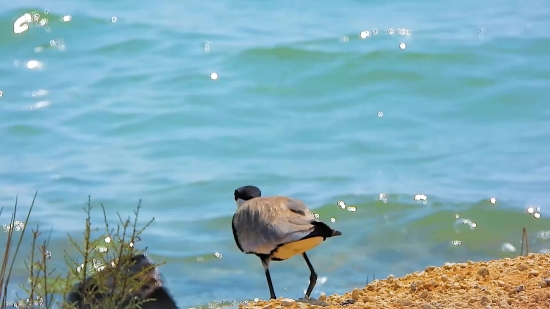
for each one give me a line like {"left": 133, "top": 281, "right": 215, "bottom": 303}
{"left": 241, "top": 253, "right": 550, "bottom": 309}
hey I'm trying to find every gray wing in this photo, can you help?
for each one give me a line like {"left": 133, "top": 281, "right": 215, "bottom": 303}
{"left": 233, "top": 197, "right": 317, "bottom": 255}
{"left": 284, "top": 198, "right": 317, "bottom": 225}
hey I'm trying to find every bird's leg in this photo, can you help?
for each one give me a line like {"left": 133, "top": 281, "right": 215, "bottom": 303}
{"left": 261, "top": 258, "right": 277, "bottom": 300}
{"left": 302, "top": 253, "right": 318, "bottom": 299}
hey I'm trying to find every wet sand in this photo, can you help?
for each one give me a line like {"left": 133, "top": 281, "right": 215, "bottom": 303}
{"left": 241, "top": 253, "right": 550, "bottom": 309}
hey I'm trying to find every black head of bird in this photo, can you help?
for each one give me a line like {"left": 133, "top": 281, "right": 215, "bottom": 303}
{"left": 234, "top": 185, "right": 262, "bottom": 207}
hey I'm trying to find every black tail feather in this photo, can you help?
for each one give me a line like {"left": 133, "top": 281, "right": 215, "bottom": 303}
{"left": 307, "top": 221, "right": 342, "bottom": 239}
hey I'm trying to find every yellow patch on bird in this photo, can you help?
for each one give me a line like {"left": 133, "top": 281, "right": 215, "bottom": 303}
{"left": 272, "top": 237, "right": 324, "bottom": 260}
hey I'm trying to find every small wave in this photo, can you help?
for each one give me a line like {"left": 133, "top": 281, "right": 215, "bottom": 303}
{"left": 239, "top": 45, "right": 349, "bottom": 61}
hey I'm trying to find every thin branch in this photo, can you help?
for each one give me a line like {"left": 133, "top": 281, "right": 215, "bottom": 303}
{"left": 521, "top": 227, "right": 529, "bottom": 256}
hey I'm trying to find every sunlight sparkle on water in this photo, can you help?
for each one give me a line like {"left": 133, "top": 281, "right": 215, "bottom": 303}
{"left": 3, "top": 220, "right": 25, "bottom": 232}
{"left": 501, "top": 243, "right": 516, "bottom": 252}
{"left": 26, "top": 60, "right": 42, "bottom": 69}
{"left": 454, "top": 218, "right": 477, "bottom": 232}
{"left": 538, "top": 230, "right": 550, "bottom": 239}
{"left": 26, "top": 100, "right": 50, "bottom": 110}
{"left": 461, "top": 219, "right": 477, "bottom": 229}
{"left": 14, "top": 13, "right": 32, "bottom": 34}
{"left": 32, "top": 89, "right": 49, "bottom": 97}
{"left": 527, "top": 206, "right": 541, "bottom": 219}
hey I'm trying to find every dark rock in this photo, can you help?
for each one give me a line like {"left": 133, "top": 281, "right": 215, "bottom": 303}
{"left": 340, "top": 299, "right": 355, "bottom": 306}
{"left": 65, "top": 254, "right": 179, "bottom": 309}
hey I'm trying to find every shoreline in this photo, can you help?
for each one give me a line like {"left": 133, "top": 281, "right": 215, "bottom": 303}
{"left": 241, "top": 253, "right": 550, "bottom": 309}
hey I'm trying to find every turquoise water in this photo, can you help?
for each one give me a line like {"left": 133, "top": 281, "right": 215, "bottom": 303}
{"left": 1, "top": 0, "right": 550, "bottom": 307}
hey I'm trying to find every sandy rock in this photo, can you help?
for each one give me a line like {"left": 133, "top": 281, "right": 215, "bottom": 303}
{"left": 241, "top": 253, "right": 550, "bottom": 309}
{"left": 279, "top": 298, "right": 295, "bottom": 307}
{"left": 351, "top": 288, "right": 360, "bottom": 300}
{"left": 478, "top": 267, "right": 490, "bottom": 278}
{"left": 419, "top": 290, "right": 428, "bottom": 299}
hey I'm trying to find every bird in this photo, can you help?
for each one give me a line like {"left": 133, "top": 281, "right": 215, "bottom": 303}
{"left": 231, "top": 185, "right": 342, "bottom": 300}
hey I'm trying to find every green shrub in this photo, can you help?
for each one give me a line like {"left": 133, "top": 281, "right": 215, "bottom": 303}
{"left": 0, "top": 192, "right": 174, "bottom": 309}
